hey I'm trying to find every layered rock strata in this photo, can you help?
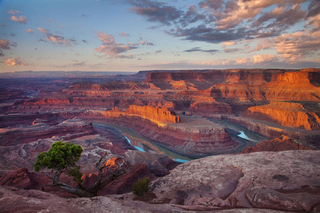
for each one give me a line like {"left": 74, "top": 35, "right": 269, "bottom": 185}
{"left": 103, "top": 105, "right": 180, "bottom": 126}
{"left": 0, "top": 118, "right": 94, "bottom": 146}
{"left": 245, "top": 101, "right": 320, "bottom": 130}
{"left": 101, "top": 109, "right": 239, "bottom": 158}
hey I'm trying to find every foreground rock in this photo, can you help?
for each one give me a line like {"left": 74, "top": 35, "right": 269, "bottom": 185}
{"left": 0, "top": 186, "right": 291, "bottom": 213}
{"left": 151, "top": 150, "right": 320, "bottom": 212}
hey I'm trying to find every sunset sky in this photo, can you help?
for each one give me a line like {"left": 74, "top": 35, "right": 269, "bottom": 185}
{"left": 0, "top": 0, "right": 319, "bottom": 72}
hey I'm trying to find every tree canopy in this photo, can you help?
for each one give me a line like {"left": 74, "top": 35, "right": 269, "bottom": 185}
{"left": 34, "top": 141, "right": 83, "bottom": 184}
{"left": 34, "top": 140, "right": 127, "bottom": 197}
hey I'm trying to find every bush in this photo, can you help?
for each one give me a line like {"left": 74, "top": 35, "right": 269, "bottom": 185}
{"left": 132, "top": 177, "right": 150, "bottom": 196}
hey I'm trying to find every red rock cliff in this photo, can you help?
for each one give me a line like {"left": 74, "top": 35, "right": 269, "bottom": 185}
{"left": 103, "top": 105, "right": 180, "bottom": 125}
{"left": 245, "top": 101, "right": 320, "bottom": 130}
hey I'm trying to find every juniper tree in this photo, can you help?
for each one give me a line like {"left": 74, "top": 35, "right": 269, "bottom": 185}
{"left": 34, "top": 141, "right": 127, "bottom": 197}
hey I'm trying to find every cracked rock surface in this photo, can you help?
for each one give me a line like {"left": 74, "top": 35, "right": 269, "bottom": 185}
{"left": 150, "top": 150, "right": 320, "bottom": 212}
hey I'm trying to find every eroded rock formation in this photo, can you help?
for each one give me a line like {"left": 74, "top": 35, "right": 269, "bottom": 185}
{"left": 151, "top": 150, "right": 320, "bottom": 212}
{"left": 245, "top": 101, "right": 320, "bottom": 130}
{"left": 103, "top": 105, "right": 180, "bottom": 126}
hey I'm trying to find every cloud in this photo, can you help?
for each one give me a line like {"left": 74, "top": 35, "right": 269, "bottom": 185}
{"left": 253, "top": 54, "right": 278, "bottom": 63}
{"left": 94, "top": 31, "right": 137, "bottom": 58}
{"left": 128, "top": 0, "right": 182, "bottom": 25}
{"left": 38, "top": 28, "right": 49, "bottom": 34}
{"left": 167, "top": 25, "right": 247, "bottom": 44}
{"left": 37, "top": 28, "right": 76, "bottom": 46}
{"left": 0, "top": 39, "right": 11, "bottom": 50}
{"left": 200, "top": 59, "right": 231, "bottom": 66}
{"left": 139, "top": 40, "right": 154, "bottom": 45}
{"left": 127, "top": 0, "right": 313, "bottom": 47}
{"left": 26, "top": 28, "right": 33, "bottom": 33}
{"left": 184, "top": 47, "right": 219, "bottom": 53}
{"left": 155, "top": 50, "right": 162, "bottom": 54}
{"left": 0, "top": 39, "right": 16, "bottom": 57}
{"left": 121, "top": 32, "right": 129, "bottom": 37}
{"left": 249, "top": 38, "right": 273, "bottom": 52}
{"left": 72, "top": 61, "right": 86, "bottom": 67}
{"left": 222, "top": 41, "right": 235, "bottom": 47}
{"left": 8, "top": 10, "right": 22, "bottom": 15}
{"left": 235, "top": 57, "right": 251, "bottom": 64}
{"left": 10, "top": 15, "right": 27, "bottom": 24}
{"left": 5, "top": 57, "right": 27, "bottom": 66}
{"left": 274, "top": 30, "right": 320, "bottom": 62}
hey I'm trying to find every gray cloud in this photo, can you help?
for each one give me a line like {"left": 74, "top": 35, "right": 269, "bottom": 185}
{"left": 184, "top": 47, "right": 219, "bottom": 53}
{"left": 128, "top": 0, "right": 182, "bottom": 25}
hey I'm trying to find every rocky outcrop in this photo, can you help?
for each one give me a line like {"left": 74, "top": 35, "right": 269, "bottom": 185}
{"left": 0, "top": 168, "right": 38, "bottom": 189}
{"left": 125, "top": 151, "right": 178, "bottom": 176}
{"left": 245, "top": 101, "right": 320, "bottom": 130}
{"left": 262, "top": 71, "right": 320, "bottom": 101}
{"left": 1, "top": 186, "right": 283, "bottom": 213}
{"left": 151, "top": 150, "right": 320, "bottom": 212}
{"left": 100, "top": 163, "right": 155, "bottom": 195}
{"left": 103, "top": 105, "right": 180, "bottom": 126}
{"left": 242, "top": 135, "right": 314, "bottom": 153}
{"left": 0, "top": 126, "right": 130, "bottom": 174}
{"left": 0, "top": 118, "right": 94, "bottom": 146}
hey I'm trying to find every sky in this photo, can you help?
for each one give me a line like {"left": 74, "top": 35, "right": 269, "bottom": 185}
{"left": 0, "top": 0, "right": 319, "bottom": 72}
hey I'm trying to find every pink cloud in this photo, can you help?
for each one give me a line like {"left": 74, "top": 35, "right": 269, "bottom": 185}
{"left": 5, "top": 57, "right": 27, "bottom": 66}
{"left": 37, "top": 28, "right": 49, "bottom": 34}
{"left": 37, "top": 28, "right": 75, "bottom": 46}
{"left": 235, "top": 57, "right": 251, "bottom": 64}
{"left": 200, "top": 59, "right": 231, "bottom": 66}
{"left": 274, "top": 30, "right": 320, "bottom": 62}
{"left": 139, "top": 40, "right": 154, "bottom": 46}
{"left": 10, "top": 16, "right": 27, "bottom": 24}
{"left": 26, "top": 29, "right": 33, "bottom": 33}
{"left": 253, "top": 54, "right": 277, "bottom": 63}
{"left": 8, "top": 10, "right": 22, "bottom": 15}
{"left": 94, "top": 31, "right": 137, "bottom": 58}
{"left": 121, "top": 32, "right": 129, "bottom": 37}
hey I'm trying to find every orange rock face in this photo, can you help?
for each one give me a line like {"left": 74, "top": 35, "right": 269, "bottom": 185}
{"left": 245, "top": 101, "right": 320, "bottom": 130}
{"left": 103, "top": 105, "right": 180, "bottom": 125}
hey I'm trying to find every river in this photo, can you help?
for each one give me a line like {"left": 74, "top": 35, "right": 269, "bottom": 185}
{"left": 93, "top": 119, "right": 267, "bottom": 163}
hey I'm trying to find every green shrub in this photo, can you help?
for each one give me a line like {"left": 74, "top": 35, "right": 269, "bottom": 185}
{"left": 132, "top": 177, "right": 150, "bottom": 196}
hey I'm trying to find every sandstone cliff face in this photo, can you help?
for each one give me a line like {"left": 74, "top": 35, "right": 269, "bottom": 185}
{"left": 242, "top": 135, "right": 314, "bottom": 153}
{"left": 245, "top": 101, "right": 320, "bottom": 130}
{"left": 262, "top": 71, "right": 320, "bottom": 101}
{"left": 103, "top": 105, "right": 180, "bottom": 125}
{"left": 210, "top": 70, "right": 320, "bottom": 103}
{"left": 151, "top": 150, "right": 320, "bottom": 212}
{"left": 144, "top": 69, "right": 286, "bottom": 86}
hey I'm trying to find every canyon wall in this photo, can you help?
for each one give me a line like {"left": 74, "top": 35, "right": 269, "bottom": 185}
{"left": 103, "top": 105, "right": 180, "bottom": 125}
{"left": 245, "top": 102, "right": 320, "bottom": 130}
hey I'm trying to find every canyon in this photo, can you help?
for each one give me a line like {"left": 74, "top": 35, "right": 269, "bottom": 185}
{"left": 0, "top": 68, "right": 320, "bottom": 212}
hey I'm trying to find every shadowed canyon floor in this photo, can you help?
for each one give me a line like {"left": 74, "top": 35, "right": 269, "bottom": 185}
{"left": 0, "top": 69, "right": 320, "bottom": 212}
